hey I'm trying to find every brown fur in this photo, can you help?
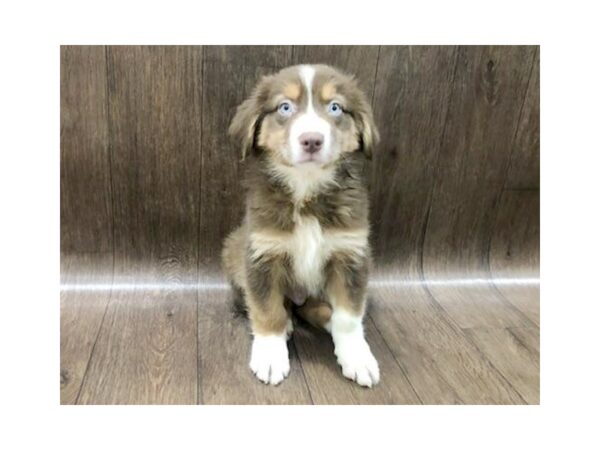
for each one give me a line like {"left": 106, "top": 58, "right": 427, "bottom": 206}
{"left": 320, "top": 82, "right": 337, "bottom": 102}
{"left": 222, "top": 64, "right": 378, "bottom": 336}
{"left": 295, "top": 297, "right": 332, "bottom": 330}
{"left": 283, "top": 82, "right": 301, "bottom": 100}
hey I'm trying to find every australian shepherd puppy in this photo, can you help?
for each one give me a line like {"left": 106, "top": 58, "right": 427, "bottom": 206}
{"left": 222, "top": 64, "right": 380, "bottom": 388}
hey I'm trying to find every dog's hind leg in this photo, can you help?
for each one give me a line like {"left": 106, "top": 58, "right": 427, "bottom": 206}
{"left": 295, "top": 297, "right": 332, "bottom": 332}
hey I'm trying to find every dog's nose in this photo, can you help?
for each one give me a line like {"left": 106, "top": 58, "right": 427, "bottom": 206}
{"left": 299, "top": 132, "right": 324, "bottom": 154}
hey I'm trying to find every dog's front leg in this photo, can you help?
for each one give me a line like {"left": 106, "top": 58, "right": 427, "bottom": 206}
{"left": 326, "top": 255, "right": 380, "bottom": 388}
{"left": 245, "top": 254, "right": 290, "bottom": 386}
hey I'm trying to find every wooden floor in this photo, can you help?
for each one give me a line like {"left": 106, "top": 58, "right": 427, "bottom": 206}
{"left": 60, "top": 254, "right": 539, "bottom": 405}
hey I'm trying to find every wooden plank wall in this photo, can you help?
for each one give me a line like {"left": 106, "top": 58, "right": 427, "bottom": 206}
{"left": 61, "top": 45, "right": 539, "bottom": 282}
{"left": 61, "top": 46, "right": 539, "bottom": 404}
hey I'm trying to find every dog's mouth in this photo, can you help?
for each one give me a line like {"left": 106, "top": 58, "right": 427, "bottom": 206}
{"left": 296, "top": 154, "right": 324, "bottom": 165}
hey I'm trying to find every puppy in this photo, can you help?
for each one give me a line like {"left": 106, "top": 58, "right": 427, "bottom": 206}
{"left": 222, "top": 64, "right": 380, "bottom": 387}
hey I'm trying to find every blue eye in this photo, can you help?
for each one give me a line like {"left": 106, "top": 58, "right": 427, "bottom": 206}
{"left": 328, "top": 102, "right": 343, "bottom": 116}
{"left": 278, "top": 101, "right": 294, "bottom": 117}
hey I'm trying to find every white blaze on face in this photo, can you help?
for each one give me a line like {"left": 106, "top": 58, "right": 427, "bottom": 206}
{"left": 288, "top": 65, "right": 332, "bottom": 165}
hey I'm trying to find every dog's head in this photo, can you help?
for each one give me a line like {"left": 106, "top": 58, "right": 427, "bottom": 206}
{"left": 229, "top": 64, "right": 379, "bottom": 169}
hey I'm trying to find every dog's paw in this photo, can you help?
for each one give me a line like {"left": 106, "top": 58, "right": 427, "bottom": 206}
{"left": 334, "top": 335, "right": 380, "bottom": 388}
{"left": 250, "top": 334, "right": 290, "bottom": 385}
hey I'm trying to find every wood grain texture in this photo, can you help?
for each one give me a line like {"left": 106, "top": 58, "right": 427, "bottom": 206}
{"left": 60, "top": 46, "right": 113, "bottom": 253}
{"left": 421, "top": 46, "right": 538, "bottom": 330}
{"left": 368, "top": 283, "right": 525, "bottom": 404}
{"left": 489, "top": 190, "right": 540, "bottom": 325}
{"left": 73, "top": 47, "right": 203, "bottom": 405}
{"left": 369, "top": 46, "right": 457, "bottom": 270}
{"left": 293, "top": 314, "right": 421, "bottom": 404}
{"left": 107, "top": 46, "right": 202, "bottom": 277}
{"left": 60, "top": 46, "right": 540, "bottom": 404}
{"left": 77, "top": 280, "right": 198, "bottom": 405}
{"left": 197, "top": 289, "right": 312, "bottom": 404}
{"left": 422, "top": 46, "right": 536, "bottom": 278}
{"left": 464, "top": 326, "right": 539, "bottom": 404}
{"left": 506, "top": 48, "right": 540, "bottom": 190}
{"left": 489, "top": 190, "right": 539, "bottom": 279}
{"left": 63, "top": 280, "right": 538, "bottom": 405}
{"left": 60, "top": 253, "right": 113, "bottom": 404}
{"left": 203, "top": 45, "right": 292, "bottom": 68}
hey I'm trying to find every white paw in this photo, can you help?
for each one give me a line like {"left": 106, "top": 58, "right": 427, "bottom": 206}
{"left": 249, "top": 334, "right": 290, "bottom": 385}
{"left": 334, "top": 334, "right": 380, "bottom": 388}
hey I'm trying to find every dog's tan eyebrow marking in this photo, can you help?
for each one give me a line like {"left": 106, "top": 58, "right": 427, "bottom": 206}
{"left": 283, "top": 82, "right": 301, "bottom": 101}
{"left": 320, "top": 82, "right": 337, "bottom": 102}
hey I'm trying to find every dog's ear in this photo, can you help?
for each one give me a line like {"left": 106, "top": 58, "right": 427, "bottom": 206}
{"left": 228, "top": 97, "right": 259, "bottom": 161}
{"left": 228, "top": 75, "right": 272, "bottom": 160}
{"left": 354, "top": 95, "right": 379, "bottom": 160}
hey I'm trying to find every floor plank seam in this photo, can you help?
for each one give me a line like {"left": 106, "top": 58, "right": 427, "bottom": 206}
{"left": 415, "top": 277, "right": 527, "bottom": 404}
{"left": 72, "top": 282, "right": 115, "bottom": 405}
{"left": 104, "top": 45, "right": 117, "bottom": 273}
{"left": 496, "top": 47, "right": 538, "bottom": 196}
{"left": 290, "top": 335, "right": 315, "bottom": 405}
{"left": 366, "top": 311, "right": 424, "bottom": 404}
{"left": 196, "top": 47, "right": 206, "bottom": 407}
{"left": 489, "top": 279, "right": 540, "bottom": 330}
{"left": 482, "top": 47, "right": 539, "bottom": 330}
{"left": 196, "top": 285, "right": 203, "bottom": 405}
{"left": 416, "top": 45, "right": 460, "bottom": 273}
{"left": 70, "top": 45, "right": 120, "bottom": 406}
{"left": 457, "top": 321, "right": 533, "bottom": 404}
{"left": 462, "top": 332, "right": 530, "bottom": 405}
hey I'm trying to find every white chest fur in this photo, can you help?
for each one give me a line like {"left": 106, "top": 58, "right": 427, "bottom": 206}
{"left": 249, "top": 218, "right": 369, "bottom": 296}
{"left": 290, "top": 215, "right": 327, "bottom": 294}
